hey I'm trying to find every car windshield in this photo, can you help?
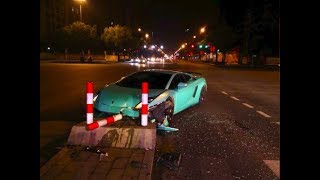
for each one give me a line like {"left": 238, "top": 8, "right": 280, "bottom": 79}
{"left": 116, "top": 71, "right": 172, "bottom": 89}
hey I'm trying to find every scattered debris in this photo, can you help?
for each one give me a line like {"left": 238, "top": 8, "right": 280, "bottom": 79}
{"left": 156, "top": 152, "right": 182, "bottom": 170}
{"left": 99, "top": 153, "right": 104, "bottom": 160}
{"left": 84, "top": 146, "right": 106, "bottom": 154}
{"left": 98, "top": 152, "right": 108, "bottom": 161}
{"left": 157, "top": 125, "right": 179, "bottom": 132}
{"left": 55, "top": 146, "right": 63, "bottom": 150}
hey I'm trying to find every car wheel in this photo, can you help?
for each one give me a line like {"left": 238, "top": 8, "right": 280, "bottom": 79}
{"left": 164, "top": 99, "right": 174, "bottom": 123}
{"left": 199, "top": 85, "right": 207, "bottom": 104}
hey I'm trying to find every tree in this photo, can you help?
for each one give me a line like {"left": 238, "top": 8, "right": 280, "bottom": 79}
{"left": 207, "top": 22, "right": 238, "bottom": 63}
{"left": 220, "top": 0, "right": 279, "bottom": 65}
{"left": 100, "top": 25, "right": 140, "bottom": 58}
{"left": 56, "top": 21, "right": 98, "bottom": 52}
{"left": 236, "top": 4, "right": 279, "bottom": 65}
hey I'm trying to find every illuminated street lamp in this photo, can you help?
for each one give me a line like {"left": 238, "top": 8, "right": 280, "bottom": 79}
{"left": 181, "top": 44, "right": 185, "bottom": 49}
{"left": 193, "top": 35, "right": 196, "bottom": 39}
{"left": 145, "top": 33, "right": 149, "bottom": 39}
{"left": 138, "top": 28, "right": 141, "bottom": 32}
{"left": 200, "top": 27, "right": 206, "bottom": 34}
{"left": 74, "top": 0, "right": 86, "bottom": 22}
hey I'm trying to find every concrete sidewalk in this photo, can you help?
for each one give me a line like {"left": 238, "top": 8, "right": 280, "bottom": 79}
{"left": 40, "top": 146, "right": 154, "bottom": 179}
{"left": 40, "top": 120, "right": 156, "bottom": 180}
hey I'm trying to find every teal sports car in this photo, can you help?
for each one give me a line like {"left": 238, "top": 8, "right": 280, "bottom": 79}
{"left": 93, "top": 69, "right": 207, "bottom": 125}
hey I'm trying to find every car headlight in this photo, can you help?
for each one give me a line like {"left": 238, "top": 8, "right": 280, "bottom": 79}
{"left": 134, "top": 98, "right": 154, "bottom": 110}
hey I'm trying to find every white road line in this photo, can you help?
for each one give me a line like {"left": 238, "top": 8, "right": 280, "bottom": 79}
{"left": 221, "top": 91, "right": 228, "bottom": 95}
{"left": 263, "top": 160, "right": 280, "bottom": 178}
{"left": 230, "top": 96, "right": 240, "bottom": 101}
{"left": 257, "top": 111, "right": 271, "bottom": 118}
{"left": 242, "top": 103, "right": 254, "bottom": 109}
{"left": 272, "top": 122, "right": 280, "bottom": 125}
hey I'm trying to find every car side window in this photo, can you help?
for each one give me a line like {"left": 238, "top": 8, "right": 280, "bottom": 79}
{"left": 181, "top": 74, "right": 191, "bottom": 82}
{"left": 169, "top": 74, "right": 184, "bottom": 90}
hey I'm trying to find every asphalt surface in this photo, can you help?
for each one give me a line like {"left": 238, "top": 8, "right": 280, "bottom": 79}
{"left": 40, "top": 60, "right": 280, "bottom": 179}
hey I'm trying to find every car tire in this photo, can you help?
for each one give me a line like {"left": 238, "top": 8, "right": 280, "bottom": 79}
{"left": 199, "top": 85, "right": 207, "bottom": 104}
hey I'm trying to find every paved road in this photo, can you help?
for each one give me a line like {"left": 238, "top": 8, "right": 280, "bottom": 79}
{"left": 40, "top": 61, "right": 280, "bottom": 179}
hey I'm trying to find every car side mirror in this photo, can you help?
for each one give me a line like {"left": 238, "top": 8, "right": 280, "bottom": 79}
{"left": 177, "top": 82, "right": 188, "bottom": 88}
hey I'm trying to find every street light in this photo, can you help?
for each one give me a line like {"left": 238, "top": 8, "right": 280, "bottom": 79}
{"left": 145, "top": 33, "right": 149, "bottom": 39}
{"left": 138, "top": 28, "right": 141, "bottom": 32}
{"left": 193, "top": 35, "right": 196, "bottom": 39}
{"left": 75, "top": 0, "right": 86, "bottom": 22}
{"left": 200, "top": 27, "right": 206, "bottom": 34}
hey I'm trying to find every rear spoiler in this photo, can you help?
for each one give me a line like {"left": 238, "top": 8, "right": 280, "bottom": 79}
{"left": 184, "top": 71, "right": 202, "bottom": 76}
{"left": 171, "top": 69, "right": 202, "bottom": 76}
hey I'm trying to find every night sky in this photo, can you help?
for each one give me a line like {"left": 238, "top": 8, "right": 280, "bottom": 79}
{"left": 147, "top": 0, "right": 220, "bottom": 53}
{"left": 87, "top": 0, "right": 278, "bottom": 54}
{"left": 89, "top": 0, "right": 222, "bottom": 54}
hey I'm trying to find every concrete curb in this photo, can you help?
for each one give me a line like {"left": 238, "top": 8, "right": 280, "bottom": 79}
{"left": 41, "top": 121, "right": 157, "bottom": 179}
{"left": 67, "top": 121, "right": 156, "bottom": 150}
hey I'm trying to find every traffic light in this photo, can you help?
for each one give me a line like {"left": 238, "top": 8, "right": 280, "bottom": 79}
{"left": 199, "top": 45, "right": 203, "bottom": 49}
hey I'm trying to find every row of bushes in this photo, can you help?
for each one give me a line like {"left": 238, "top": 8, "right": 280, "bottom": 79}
{"left": 40, "top": 52, "right": 118, "bottom": 61}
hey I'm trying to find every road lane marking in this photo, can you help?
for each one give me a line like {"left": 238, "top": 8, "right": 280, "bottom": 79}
{"left": 221, "top": 91, "right": 228, "bottom": 95}
{"left": 263, "top": 160, "right": 280, "bottom": 178}
{"left": 230, "top": 96, "right": 240, "bottom": 101}
{"left": 242, "top": 103, "right": 254, "bottom": 109}
{"left": 272, "top": 122, "right": 280, "bottom": 125}
{"left": 257, "top": 111, "right": 271, "bottom": 118}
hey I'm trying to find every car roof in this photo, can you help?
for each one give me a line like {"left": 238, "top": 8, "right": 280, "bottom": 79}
{"left": 143, "top": 69, "right": 184, "bottom": 75}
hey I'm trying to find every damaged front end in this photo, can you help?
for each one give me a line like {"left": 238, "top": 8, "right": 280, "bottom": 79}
{"left": 93, "top": 86, "right": 175, "bottom": 128}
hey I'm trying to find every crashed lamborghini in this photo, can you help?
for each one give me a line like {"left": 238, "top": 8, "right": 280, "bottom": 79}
{"left": 93, "top": 69, "right": 207, "bottom": 125}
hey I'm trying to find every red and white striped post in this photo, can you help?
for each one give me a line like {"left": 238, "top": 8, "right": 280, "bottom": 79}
{"left": 86, "top": 82, "right": 94, "bottom": 124}
{"left": 141, "top": 82, "right": 148, "bottom": 126}
{"left": 87, "top": 114, "right": 123, "bottom": 130}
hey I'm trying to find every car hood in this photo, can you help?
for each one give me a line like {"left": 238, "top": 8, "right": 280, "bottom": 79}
{"left": 95, "top": 84, "right": 165, "bottom": 108}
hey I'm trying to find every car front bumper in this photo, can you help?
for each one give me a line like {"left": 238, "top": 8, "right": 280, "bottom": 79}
{"left": 95, "top": 105, "right": 140, "bottom": 118}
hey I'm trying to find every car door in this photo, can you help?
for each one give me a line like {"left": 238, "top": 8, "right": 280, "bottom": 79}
{"left": 169, "top": 73, "right": 194, "bottom": 112}
{"left": 180, "top": 73, "right": 199, "bottom": 106}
